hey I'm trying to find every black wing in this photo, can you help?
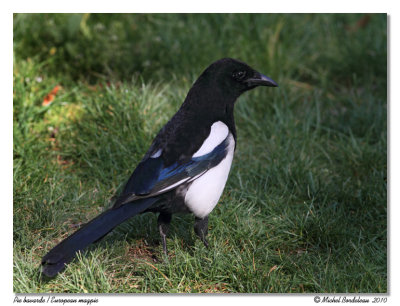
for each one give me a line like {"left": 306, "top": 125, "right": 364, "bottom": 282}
{"left": 113, "top": 135, "right": 230, "bottom": 207}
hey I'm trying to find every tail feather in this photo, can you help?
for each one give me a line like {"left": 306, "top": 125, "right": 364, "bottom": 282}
{"left": 41, "top": 198, "right": 157, "bottom": 277}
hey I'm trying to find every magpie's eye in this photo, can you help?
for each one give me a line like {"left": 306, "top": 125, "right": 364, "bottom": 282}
{"left": 232, "top": 71, "right": 246, "bottom": 81}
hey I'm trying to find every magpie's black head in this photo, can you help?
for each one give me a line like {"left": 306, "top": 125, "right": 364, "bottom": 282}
{"left": 194, "top": 58, "right": 278, "bottom": 99}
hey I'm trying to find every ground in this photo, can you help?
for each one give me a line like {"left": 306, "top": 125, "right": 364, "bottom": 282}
{"left": 13, "top": 13, "right": 387, "bottom": 293}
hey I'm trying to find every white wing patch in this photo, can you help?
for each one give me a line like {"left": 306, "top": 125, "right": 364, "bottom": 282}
{"left": 156, "top": 178, "right": 191, "bottom": 194}
{"left": 192, "top": 121, "right": 229, "bottom": 157}
{"left": 148, "top": 122, "right": 229, "bottom": 196}
{"left": 184, "top": 133, "right": 235, "bottom": 218}
{"left": 151, "top": 149, "right": 162, "bottom": 158}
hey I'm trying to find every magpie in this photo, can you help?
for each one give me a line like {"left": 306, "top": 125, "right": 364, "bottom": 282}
{"left": 41, "top": 58, "right": 278, "bottom": 277}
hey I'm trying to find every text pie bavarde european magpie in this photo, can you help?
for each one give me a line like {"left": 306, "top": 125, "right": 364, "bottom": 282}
{"left": 41, "top": 58, "right": 278, "bottom": 277}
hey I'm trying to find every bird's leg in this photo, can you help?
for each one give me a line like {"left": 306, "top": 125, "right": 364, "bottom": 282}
{"left": 158, "top": 213, "right": 172, "bottom": 256}
{"left": 194, "top": 216, "right": 209, "bottom": 248}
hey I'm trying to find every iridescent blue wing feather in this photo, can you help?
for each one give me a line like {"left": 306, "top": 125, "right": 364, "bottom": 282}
{"left": 114, "top": 136, "right": 229, "bottom": 207}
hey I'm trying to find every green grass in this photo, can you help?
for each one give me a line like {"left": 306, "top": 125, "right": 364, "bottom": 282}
{"left": 13, "top": 13, "right": 387, "bottom": 293}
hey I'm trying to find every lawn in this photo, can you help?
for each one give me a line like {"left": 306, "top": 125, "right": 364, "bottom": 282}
{"left": 13, "top": 13, "right": 387, "bottom": 293}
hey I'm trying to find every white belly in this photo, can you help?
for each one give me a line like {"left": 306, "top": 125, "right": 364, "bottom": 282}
{"left": 184, "top": 133, "right": 235, "bottom": 218}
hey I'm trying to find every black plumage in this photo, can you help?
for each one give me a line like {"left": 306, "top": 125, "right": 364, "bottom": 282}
{"left": 41, "top": 58, "right": 277, "bottom": 277}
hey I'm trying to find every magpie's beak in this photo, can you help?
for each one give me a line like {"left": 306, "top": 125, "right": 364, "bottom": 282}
{"left": 245, "top": 73, "right": 278, "bottom": 87}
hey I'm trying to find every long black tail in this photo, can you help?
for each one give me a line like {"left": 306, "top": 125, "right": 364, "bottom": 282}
{"left": 41, "top": 198, "right": 157, "bottom": 277}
